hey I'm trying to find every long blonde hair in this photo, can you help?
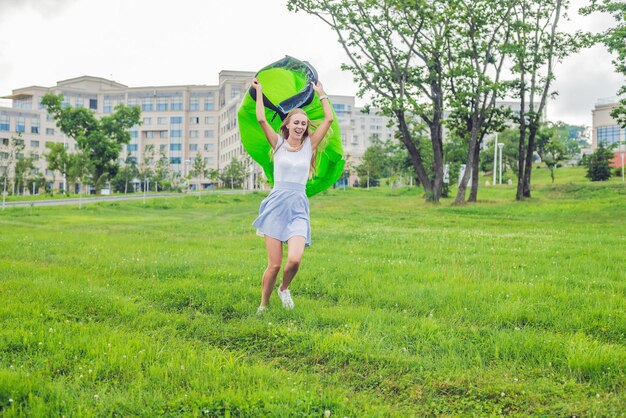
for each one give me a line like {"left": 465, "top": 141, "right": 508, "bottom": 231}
{"left": 274, "top": 108, "right": 322, "bottom": 178}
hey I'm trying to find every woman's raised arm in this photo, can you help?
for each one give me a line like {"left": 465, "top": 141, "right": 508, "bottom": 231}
{"left": 253, "top": 78, "right": 278, "bottom": 149}
{"left": 309, "top": 81, "right": 334, "bottom": 151}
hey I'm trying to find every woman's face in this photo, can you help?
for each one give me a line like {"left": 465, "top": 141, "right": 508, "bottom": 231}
{"left": 287, "top": 113, "right": 309, "bottom": 141}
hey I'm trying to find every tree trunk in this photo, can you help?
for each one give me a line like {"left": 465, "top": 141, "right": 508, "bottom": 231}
{"left": 430, "top": 66, "right": 445, "bottom": 202}
{"left": 431, "top": 110, "right": 444, "bottom": 202}
{"left": 454, "top": 133, "right": 479, "bottom": 205}
{"left": 516, "top": 110, "right": 526, "bottom": 200}
{"left": 522, "top": 124, "right": 538, "bottom": 198}
{"left": 395, "top": 110, "right": 432, "bottom": 196}
{"left": 468, "top": 142, "right": 481, "bottom": 202}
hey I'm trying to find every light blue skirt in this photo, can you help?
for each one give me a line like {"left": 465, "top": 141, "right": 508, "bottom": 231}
{"left": 253, "top": 181, "right": 311, "bottom": 246}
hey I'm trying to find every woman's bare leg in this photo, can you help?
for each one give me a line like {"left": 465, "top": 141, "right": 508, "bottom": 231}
{"left": 280, "top": 236, "right": 306, "bottom": 291}
{"left": 260, "top": 236, "right": 283, "bottom": 307}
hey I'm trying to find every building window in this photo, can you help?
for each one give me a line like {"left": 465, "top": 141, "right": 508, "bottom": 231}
{"left": 129, "top": 130, "right": 138, "bottom": 138}
{"left": 160, "top": 130, "right": 168, "bottom": 138}
{"left": 144, "top": 131, "right": 155, "bottom": 139}
{"left": 204, "top": 116, "right": 215, "bottom": 124}
{"left": 231, "top": 85, "right": 242, "bottom": 99}
{"left": 190, "top": 117, "right": 199, "bottom": 124}
{"left": 170, "top": 116, "right": 182, "bottom": 124}
{"left": 204, "top": 130, "right": 214, "bottom": 138}
{"left": 16, "top": 117, "right": 25, "bottom": 133}
{"left": 157, "top": 117, "right": 167, "bottom": 125}
{"left": 15, "top": 98, "right": 32, "bottom": 109}
{"left": 30, "top": 140, "right": 40, "bottom": 148}
{"left": 128, "top": 98, "right": 139, "bottom": 107}
{"left": 75, "top": 97, "right": 84, "bottom": 108}
{"left": 143, "top": 117, "right": 152, "bottom": 125}
{"left": 190, "top": 130, "right": 198, "bottom": 138}
{"left": 171, "top": 130, "right": 182, "bottom": 138}
{"left": 157, "top": 97, "right": 169, "bottom": 111}
{"left": 204, "top": 156, "right": 215, "bottom": 164}
{"left": 204, "top": 143, "right": 214, "bottom": 151}
{"left": 597, "top": 125, "right": 623, "bottom": 147}
{"left": 0, "top": 115, "right": 9, "bottom": 131}
{"left": 189, "top": 143, "right": 198, "bottom": 151}
{"left": 46, "top": 128, "right": 54, "bottom": 135}
{"left": 141, "top": 99, "right": 153, "bottom": 112}
{"left": 89, "top": 99, "right": 98, "bottom": 110}
{"left": 171, "top": 96, "right": 182, "bottom": 111}
{"left": 170, "top": 157, "right": 181, "bottom": 164}
{"left": 204, "top": 94, "right": 215, "bottom": 110}
{"left": 160, "top": 144, "right": 166, "bottom": 152}
{"left": 189, "top": 97, "right": 199, "bottom": 111}
{"left": 31, "top": 117, "right": 40, "bottom": 134}
{"left": 170, "top": 144, "right": 182, "bottom": 151}
{"left": 127, "top": 144, "right": 138, "bottom": 152}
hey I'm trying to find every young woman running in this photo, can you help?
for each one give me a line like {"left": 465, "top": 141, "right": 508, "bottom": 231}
{"left": 251, "top": 77, "right": 333, "bottom": 313}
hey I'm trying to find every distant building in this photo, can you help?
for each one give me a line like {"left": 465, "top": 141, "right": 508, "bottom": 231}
{"left": 592, "top": 98, "right": 625, "bottom": 149}
{"left": 591, "top": 98, "right": 625, "bottom": 168}
{"left": 0, "top": 74, "right": 395, "bottom": 192}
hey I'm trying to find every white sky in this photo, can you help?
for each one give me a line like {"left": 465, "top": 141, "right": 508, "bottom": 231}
{"left": 0, "top": 0, "right": 623, "bottom": 130}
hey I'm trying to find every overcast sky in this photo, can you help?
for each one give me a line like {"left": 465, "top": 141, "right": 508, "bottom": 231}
{"left": 0, "top": 0, "right": 623, "bottom": 129}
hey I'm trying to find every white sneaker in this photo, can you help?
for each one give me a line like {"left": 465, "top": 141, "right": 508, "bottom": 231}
{"left": 256, "top": 305, "right": 267, "bottom": 315}
{"left": 277, "top": 287, "right": 295, "bottom": 309}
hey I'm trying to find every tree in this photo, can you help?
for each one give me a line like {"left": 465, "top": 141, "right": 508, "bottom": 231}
{"left": 153, "top": 152, "right": 170, "bottom": 191}
{"left": 112, "top": 154, "right": 139, "bottom": 194}
{"left": 0, "top": 133, "right": 25, "bottom": 196}
{"left": 582, "top": 0, "right": 626, "bottom": 127}
{"left": 220, "top": 157, "right": 246, "bottom": 189}
{"left": 509, "top": 0, "right": 590, "bottom": 199}
{"left": 190, "top": 151, "right": 208, "bottom": 191}
{"left": 355, "top": 139, "right": 387, "bottom": 187}
{"left": 41, "top": 93, "right": 141, "bottom": 193}
{"left": 585, "top": 144, "right": 614, "bottom": 181}
{"left": 288, "top": 0, "right": 452, "bottom": 201}
{"left": 535, "top": 123, "right": 569, "bottom": 183}
{"left": 207, "top": 168, "right": 219, "bottom": 187}
{"left": 44, "top": 142, "right": 90, "bottom": 195}
{"left": 14, "top": 155, "right": 35, "bottom": 195}
{"left": 138, "top": 145, "right": 155, "bottom": 193}
{"left": 444, "top": 0, "right": 514, "bottom": 205}
{"left": 45, "top": 142, "right": 69, "bottom": 194}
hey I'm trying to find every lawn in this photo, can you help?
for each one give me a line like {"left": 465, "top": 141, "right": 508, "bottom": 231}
{"left": 0, "top": 168, "right": 625, "bottom": 416}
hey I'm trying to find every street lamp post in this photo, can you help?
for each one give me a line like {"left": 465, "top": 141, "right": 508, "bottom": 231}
{"left": 498, "top": 143, "right": 505, "bottom": 185}
{"left": 493, "top": 133, "right": 498, "bottom": 186}
{"left": 184, "top": 159, "right": 191, "bottom": 193}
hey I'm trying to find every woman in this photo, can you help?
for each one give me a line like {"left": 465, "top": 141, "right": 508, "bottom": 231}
{"left": 251, "top": 77, "right": 334, "bottom": 313}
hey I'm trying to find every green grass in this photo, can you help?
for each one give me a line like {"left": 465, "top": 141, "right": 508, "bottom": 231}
{"left": 1, "top": 168, "right": 625, "bottom": 416}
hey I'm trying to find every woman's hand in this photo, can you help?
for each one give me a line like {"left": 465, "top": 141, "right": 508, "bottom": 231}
{"left": 252, "top": 77, "right": 262, "bottom": 91}
{"left": 311, "top": 80, "right": 326, "bottom": 96}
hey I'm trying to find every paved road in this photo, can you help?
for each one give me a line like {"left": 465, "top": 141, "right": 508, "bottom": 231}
{"left": 1, "top": 190, "right": 252, "bottom": 208}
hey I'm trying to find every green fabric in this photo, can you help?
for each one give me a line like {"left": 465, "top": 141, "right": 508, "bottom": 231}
{"left": 237, "top": 57, "right": 345, "bottom": 197}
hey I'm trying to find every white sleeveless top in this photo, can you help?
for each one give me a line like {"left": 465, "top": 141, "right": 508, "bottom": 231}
{"left": 273, "top": 133, "right": 312, "bottom": 186}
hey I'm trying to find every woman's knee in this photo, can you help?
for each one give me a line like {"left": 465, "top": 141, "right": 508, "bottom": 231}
{"left": 266, "top": 262, "right": 281, "bottom": 274}
{"left": 285, "top": 256, "right": 302, "bottom": 270}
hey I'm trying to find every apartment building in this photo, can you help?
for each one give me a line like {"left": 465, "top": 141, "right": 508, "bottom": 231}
{"left": 1, "top": 73, "right": 395, "bottom": 192}
{"left": 592, "top": 98, "right": 625, "bottom": 150}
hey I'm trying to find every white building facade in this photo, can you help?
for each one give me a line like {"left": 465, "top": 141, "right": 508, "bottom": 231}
{"left": 1, "top": 74, "right": 395, "bottom": 192}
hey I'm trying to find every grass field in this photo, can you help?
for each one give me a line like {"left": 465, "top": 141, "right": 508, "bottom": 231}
{"left": 1, "top": 168, "right": 625, "bottom": 416}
